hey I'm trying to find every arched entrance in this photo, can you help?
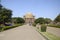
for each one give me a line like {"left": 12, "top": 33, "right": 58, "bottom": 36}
{"left": 24, "top": 12, "right": 35, "bottom": 25}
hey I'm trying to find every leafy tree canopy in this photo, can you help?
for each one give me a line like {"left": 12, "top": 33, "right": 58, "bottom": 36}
{"left": 54, "top": 14, "right": 60, "bottom": 23}
{"left": 35, "top": 17, "right": 52, "bottom": 24}
{"left": 12, "top": 17, "right": 25, "bottom": 24}
{"left": 0, "top": 4, "right": 12, "bottom": 24}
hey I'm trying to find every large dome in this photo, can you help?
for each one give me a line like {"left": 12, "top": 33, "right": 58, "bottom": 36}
{"left": 24, "top": 12, "right": 34, "bottom": 18}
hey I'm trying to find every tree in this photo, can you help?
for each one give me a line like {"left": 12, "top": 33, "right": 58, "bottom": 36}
{"left": 35, "top": 17, "right": 52, "bottom": 24}
{"left": 35, "top": 17, "right": 45, "bottom": 24}
{"left": 0, "top": 5, "right": 12, "bottom": 24}
{"left": 44, "top": 18, "right": 52, "bottom": 24}
{"left": 54, "top": 14, "right": 60, "bottom": 23}
{"left": 12, "top": 17, "right": 25, "bottom": 24}
{"left": 0, "top": 4, "right": 3, "bottom": 24}
{"left": 2, "top": 8, "right": 12, "bottom": 23}
{"left": 0, "top": 4, "right": 2, "bottom": 10}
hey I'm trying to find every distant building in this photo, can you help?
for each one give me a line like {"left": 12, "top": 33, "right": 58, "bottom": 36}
{"left": 24, "top": 12, "right": 35, "bottom": 25}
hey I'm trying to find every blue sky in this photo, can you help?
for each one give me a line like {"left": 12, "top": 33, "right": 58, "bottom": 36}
{"left": 1, "top": 0, "right": 60, "bottom": 20}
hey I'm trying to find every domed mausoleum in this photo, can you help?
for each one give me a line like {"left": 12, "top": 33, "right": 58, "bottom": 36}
{"left": 24, "top": 12, "right": 35, "bottom": 25}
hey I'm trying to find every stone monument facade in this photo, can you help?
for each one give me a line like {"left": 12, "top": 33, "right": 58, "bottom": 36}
{"left": 24, "top": 12, "right": 35, "bottom": 25}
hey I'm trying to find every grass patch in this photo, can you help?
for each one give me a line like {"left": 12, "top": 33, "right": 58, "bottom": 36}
{"left": 34, "top": 27, "right": 60, "bottom": 40}
{"left": 42, "top": 32, "right": 60, "bottom": 40}
{"left": 48, "top": 24, "right": 60, "bottom": 28}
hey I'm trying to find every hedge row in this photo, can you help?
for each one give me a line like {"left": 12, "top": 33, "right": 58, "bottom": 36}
{"left": 0, "top": 24, "right": 23, "bottom": 32}
{"left": 48, "top": 24, "right": 60, "bottom": 28}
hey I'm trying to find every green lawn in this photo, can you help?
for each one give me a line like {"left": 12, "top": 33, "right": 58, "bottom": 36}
{"left": 41, "top": 32, "right": 60, "bottom": 40}
{"left": 48, "top": 24, "right": 60, "bottom": 28}
{"left": 34, "top": 27, "right": 60, "bottom": 40}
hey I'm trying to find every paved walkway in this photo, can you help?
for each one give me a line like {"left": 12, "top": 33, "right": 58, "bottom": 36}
{"left": 0, "top": 25, "right": 46, "bottom": 40}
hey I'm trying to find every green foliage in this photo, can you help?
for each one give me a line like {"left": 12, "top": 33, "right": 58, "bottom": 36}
{"left": 32, "top": 23, "right": 36, "bottom": 27}
{"left": 12, "top": 17, "right": 25, "bottom": 24}
{"left": 0, "top": 27, "right": 3, "bottom": 31}
{"left": 41, "top": 24, "right": 47, "bottom": 32}
{"left": 35, "top": 17, "right": 45, "bottom": 24}
{"left": 44, "top": 18, "right": 52, "bottom": 24}
{"left": 48, "top": 24, "right": 60, "bottom": 28}
{"left": 35, "top": 17, "right": 52, "bottom": 24}
{"left": 54, "top": 14, "right": 60, "bottom": 23}
{"left": 3, "top": 24, "right": 21, "bottom": 30}
{"left": 0, "top": 24, "right": 23, "bottom": 32}
{"left": 0, "top": 4, "right": 2, "bottom": 10}
{"left": 43, "top": 32, "right": 60, "bottom": 40}
{"left": 0, "top": 4, "right": 12, "bottom": 24}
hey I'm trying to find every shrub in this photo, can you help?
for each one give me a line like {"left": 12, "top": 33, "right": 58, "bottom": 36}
{"left": 0, "top": 27, "right": 3, "bottom": 31}
{"left": 32, "top": 23, "right": 36, "bottom": 27}
{"left": 41, "top": 24, "right": 47, "bottom": 32}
